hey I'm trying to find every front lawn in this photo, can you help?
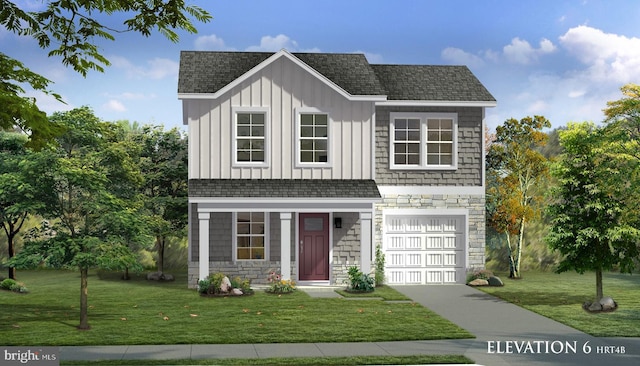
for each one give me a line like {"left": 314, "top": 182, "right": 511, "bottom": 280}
{"left": 478, "top": 271, "right": 640, "bottom": 337}
{"left": 0, "top": 270, "right": 473, "bottom": 346}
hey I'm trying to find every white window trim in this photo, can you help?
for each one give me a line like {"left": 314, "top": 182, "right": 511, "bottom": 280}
{"left": 294, "top": 107, "right": 332, "bottom": 168}
{"left": 232, "top": 211, "right": 270, "bottom": 262}
{"left": 389, "top": 112, "right": 458, "bottom": 171}
{"left": 232, "top": 107, "right": 270, "bottom": 168}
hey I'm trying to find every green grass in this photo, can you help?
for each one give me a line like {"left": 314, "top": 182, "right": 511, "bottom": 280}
{"left": 62, "top": 355, "right": 474, "bottom": 365}
{"left": 478, "top": 270, "right": 640, "bottom": 337}
{"left": 0, "top": 270, "right": 473, "bottom": 346}
{"left": 335, "top": 285, "right": 412, "bottom": 300}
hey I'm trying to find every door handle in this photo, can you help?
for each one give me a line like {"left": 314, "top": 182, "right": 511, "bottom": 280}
{"left": 300, "top": 240, "right": 303, "bottom": 254}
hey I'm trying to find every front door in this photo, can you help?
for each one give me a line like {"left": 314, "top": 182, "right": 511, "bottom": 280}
{"left": 299, "top": 213, "right": 329, "bottom": 281}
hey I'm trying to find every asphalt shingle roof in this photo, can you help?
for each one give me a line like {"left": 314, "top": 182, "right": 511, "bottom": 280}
{"left": 189, "top": 179, "right": 381, "bottom": 199}
{"left": 371, "top": 64, "right": 496, "bottom": 102}
{"left": 178, "top": 51, "right": 495, "bottom": 102}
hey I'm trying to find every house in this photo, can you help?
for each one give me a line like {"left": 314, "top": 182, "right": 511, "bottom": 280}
{"left": 178, "top": 49, "right": 496, "bottom": 287}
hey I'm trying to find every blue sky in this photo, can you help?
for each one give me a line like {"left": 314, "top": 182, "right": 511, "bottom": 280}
{"left": 4, "top": 0, "right": 640, "bottom": 131}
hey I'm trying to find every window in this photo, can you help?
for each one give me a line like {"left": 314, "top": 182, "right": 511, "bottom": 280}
{"left": 297, "top": 111, "right": 329, "bottom": 165}
{"left": 233, "top": 108, "right": 268, "bottom": 166}
{"left": 390, "top": 113, "right": 457, "bottom": 170}
{"left": 234, "top": 212, "right": 268, "bottom": 261}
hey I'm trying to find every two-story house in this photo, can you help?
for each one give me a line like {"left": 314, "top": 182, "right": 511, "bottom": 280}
{"left": 178, "top": 49, "right": 495, "bottom": 287}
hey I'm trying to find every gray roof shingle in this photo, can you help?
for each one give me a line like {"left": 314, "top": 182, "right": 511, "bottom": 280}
{"left": 189, "top": 179, "right": 381, "bottom": 199}
{"left": 178, "top": 51, "right": 495, "bottom": 102}
{"left": 371, "top": 64, "right": 496, "bottom": 102}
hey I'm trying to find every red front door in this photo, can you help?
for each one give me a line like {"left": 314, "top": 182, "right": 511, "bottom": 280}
{"left": 299, "top": 213, "right": 329, "bottom": 281}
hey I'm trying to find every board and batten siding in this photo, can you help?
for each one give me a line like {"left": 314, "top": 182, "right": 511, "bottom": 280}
{"left": 185, "top": 56, "right": 375, "bottom": 180}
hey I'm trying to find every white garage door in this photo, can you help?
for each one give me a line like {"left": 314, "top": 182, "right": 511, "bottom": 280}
{"left": 384, "top": 214, "right": 466, "bottom": 284}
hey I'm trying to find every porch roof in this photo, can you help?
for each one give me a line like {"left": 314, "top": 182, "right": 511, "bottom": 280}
{"left": 189, "top": 179, "right": 381, "bottom": 199}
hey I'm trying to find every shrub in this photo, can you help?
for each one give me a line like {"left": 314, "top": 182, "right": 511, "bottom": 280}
{"left": 1, "top": 278, "right": 17, "bottom": 290}
{"left": 231, "top": 276, "right": 252, "bottom": 293}
{"left": 266, "top": 270, "right": 296, "bottom": 294}
{"left": 208, "top": 272, "right": 226, "bottom": 294}
{"left": 466, "top": 269, "right": 494, "bottom": 283}
{"left": 374, "top": 244, "right": 385, "bottom": 287}
{"left": 346, "top": 266, "right": 375, "bottom": 293}
{"left": 197, "top": 279, "right": 211, "bottom": 294}
{"left": 1, "top": 278, "right": 28, "bottom": 293}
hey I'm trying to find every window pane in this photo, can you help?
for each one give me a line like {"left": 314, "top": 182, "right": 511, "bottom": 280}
{"left": 408, "top": 119, "right": 420, "bottom": 129}
{"left": 316, "top": 127, "right": 327, "bottom": 138}
{"left": 238, "top": 114, "right": 251, "bottom": 124}
{"left": 301, "top": 114, "right": 314, "bottom": 125}
{"left": 407, "top": 143, "right": 420, "bottom": 153}
{"left": 441, "top": 154, "right": 453, "bottom": 165}
{"left": 237, "top": 126, "right": 250, "bottom": 136}
{"left": 301, "top": 126, "right": 314, "bottom": 137}
{"left": 395, "top": 143, "right": 406, "bottom": 153}
{"left": 315, "top": 114, "right": 328, "bottom": 125}
{"left": 237, "top": 139, "right": 251, "bottom": 149}
{"left": 300, "top": 139, "right": 313, "bottom": 150}
{"left": 441, "top": 119, "right": 453, "bottom": 129}
{"left": 252, "top": 113, "right": 264, "bottom": 125}
{"left": 408, "top": 131, "right": 420, "bottom": 141}
{"left": 253, "top": 151, "right": 264, "bottom": 162}
{"left": 427, "top": 143, "right": 440, "bottom": 153}
{"left": 395, "top": 131, "right": 407, "bottom": 141}
{"left": 237, "top": 212, "right": 250, "bottom": 221}
{"left": 251, "top": 140, "right": 264, "bottom": 150}
{"left": 427, "top": 131, "right": 439, "bottom": 141}
{"left": 251, "top": 212, "right": 264, "bottom": 222}
{"left": 251, "top": 223, "right": 264, "bottom": 234}
{"left": 237, "top": 151, "right": 250, "bottom": 162}
{"left": 394, "top": 154, "right": 407, "bottom": 165}
{"left": 395, "top": 118, "right": 407, "bottom": 129}
{"left": 314, "top": 140, "right": 327, "bottom": 151}
{"left": 441, "top": 131, "right": 453, "bottom": 141}
{"left": 407, "top": 154, "right": 420, "bottom": 165}
{"left": 237, "top": 236, "right": 250, "bottom": 247}
{"left": 304, "top": 217, "right": 324, "bottom": 231}
{"left": 316, "top": 152, "right": 328, "bottom": 162}
{"left": 427, "top": 154, "right": 439, "bottom": 165}
{"left": 441, "top": 143, "right": 452, "bottom": 153}
{"left": 301, "top": 151, "right": 313, "bottom": 162}
{"left": 252, "top": 126, "right": 264, "bottom": 137}
{"left": 237, "top": 223, "right": 250, "bottom": 235}
{"left": 237, "top": 248, "right": 250, "bottom": 260}
{"left": 252, "top": 248, "right": 264, "bottom": 260}
{"left": 427, "top": 119, "right": 439, "bottom": 129}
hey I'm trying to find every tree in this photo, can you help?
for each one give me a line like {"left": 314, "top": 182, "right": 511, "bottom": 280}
{"left": 0, "top": 1, "right": 211, "bottom": 146}
{"left": 545, "top": 122, "right": 639, "bottom": 303}
{"left": 486, "top": 116, "right": 551, "bottom": 278}
{"left": 134, "top": 126, "right": 188, "bottom": 274}
{"left": 0, "top": 131, "right": 56, "bottom": 279}
{"left": 9, "top": 107, "right": 146, "bottom": 329}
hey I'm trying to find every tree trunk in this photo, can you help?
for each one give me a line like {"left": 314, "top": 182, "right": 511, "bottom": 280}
{"left": 156, "top": 236, "right": 165, "bottom": 274}
{"left": 123, "top": 267, "right": 130, "bottom": 280}
{"left": 595, "top": 268, "right": 603, "bottom": 302}
{"left": 7, "top": 231, "right": 16, "bottom": 280}
{"left": 514, "top": 216, "right": 526, "bottom": 279}
{"left": 78, "top": 267, "right": 90, "bottom": 330}
{"left": 506, "top": 233, "right": 516, "bottom": 278}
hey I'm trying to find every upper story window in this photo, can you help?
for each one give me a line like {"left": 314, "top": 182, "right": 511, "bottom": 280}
{"left": 390, "top": 112, "right": 457, "bottom": 170}
{"left": 296, "top": 108, "right": 331, "bottom": 166}
{"left": 233, "top": 108, "right": 269, "bottom": 167}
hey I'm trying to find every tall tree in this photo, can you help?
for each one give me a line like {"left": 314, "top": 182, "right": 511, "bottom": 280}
{"left": 9, "top": 107, "right": 145, "bottom": 329}
{"left": 545, "top": 122, "right": 639, "bottom": 303}
{"left": 0, "top": 132, "right": 56, "bottom": 278}
{"left": 134, "top": 126, "right": 188, "bottom": 274}
{"left": 0, "top": 1, "right": 211, "bottom": 147}
{"left": 486, "top": 116, "right": 551, "bottom": 278}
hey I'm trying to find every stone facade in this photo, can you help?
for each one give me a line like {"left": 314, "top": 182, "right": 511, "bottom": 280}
{"left": 331, "top": 212, "right": 362, "bottom": 285}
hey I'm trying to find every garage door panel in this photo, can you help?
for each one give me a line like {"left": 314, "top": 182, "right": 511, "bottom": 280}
{"left": 384, "top": 214, "right": 466, "bottom": 285}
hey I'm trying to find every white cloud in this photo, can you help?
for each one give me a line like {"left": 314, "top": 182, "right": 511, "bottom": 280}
{"left": 103, "top": 99, "right": 127, "bottom": 112}
{"left": 559, "top": 25, "right": 640, "bottom": 84}
{"left": 194, "top": 34, "right": 234, "bottom": 51}
{"left": 441, "top": 47, "right": 484, "bottom": 67}
{"left": 103, "top": 92, "right": 157, "bottom": 100}
{"left": 246, "top": 34, "right": 298, "bottom": 52}
{"left": 503, "top": 37, "right": 556, "bottom": 65}
{"left": 110, "top": 56, "right": 178, "bottom": 80}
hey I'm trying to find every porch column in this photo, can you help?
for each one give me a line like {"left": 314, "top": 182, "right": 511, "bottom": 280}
{"left": 359, "top": 212, "right": 373, "bottom": 274}
{"left": 280, "top": 212, "right": 292, "bottom": 279}
{"left": 198, "top": 212, "right": 210, "bottom": 280}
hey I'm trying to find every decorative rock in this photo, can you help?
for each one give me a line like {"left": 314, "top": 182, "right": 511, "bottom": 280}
{"left": 232, "top": 288, "right": 243, "bottom": 296}
{"left": 487, "top": 276, "right": 504, "bottom": 286}
{"left": 588, "top": 302, "right": 603, "bottom": 312}
{"left": 468, "top": 279, "right": 489, "bottom": 286}
{"left": 220, "top": 276, "right": 232, "bottom": 292}
{"left": 599, "top": 297, "right": 616, "bottom": 311}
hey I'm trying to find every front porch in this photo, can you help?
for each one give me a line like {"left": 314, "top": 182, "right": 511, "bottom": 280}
{"left": 187, "top": 179, "right": 381, "bottom": 288}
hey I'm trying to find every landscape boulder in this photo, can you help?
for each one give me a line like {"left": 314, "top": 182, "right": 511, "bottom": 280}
{"left": 232, "top": 288, "right": 243, "bottom": 296}
{"left": 468, "top": 279, "right": 489, "bottom": 286}
{"left": 599, "top": 297, "right": 617, "bottom": 311}
{"left": 587, "top": 301, "right": 603, "bottom": 312}
{"left": 220, "top": 276, "right": 232, "bottom": 292}
{"left": 487, "top": 276, "right": 504, "bottom": 286}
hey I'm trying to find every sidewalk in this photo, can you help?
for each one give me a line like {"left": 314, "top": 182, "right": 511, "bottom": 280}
{"left": 59, "top": 285, "right": 640, "bottom": 365}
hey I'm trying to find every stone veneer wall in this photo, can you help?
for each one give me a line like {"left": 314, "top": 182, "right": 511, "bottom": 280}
{"left": 374, "top": 193, "right": 486, "bottom": 271}
{"left": 375, "top": 106, "right": 484, "bottom": 186}
{"left": 188, "top": 211, "right": 295, "bottom": 288}
{"left": 331, "top": 212, "right": 361, "bottom": 285}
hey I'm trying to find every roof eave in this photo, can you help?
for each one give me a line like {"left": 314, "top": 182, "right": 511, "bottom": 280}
{"left": 376, "top": 100, "right": 497, "bottom": 107}
{"left": 179, "top": 92, "right": 388, "bottom": 102}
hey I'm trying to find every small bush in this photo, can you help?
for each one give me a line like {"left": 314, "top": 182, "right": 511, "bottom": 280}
{"left": 346, "top": 266, "right": 375, "bottom": 293}
{"left": 466, "top": 269, "right": 494, "bottom": 283}
{"left": 374, "top": 244, "right": 385, "bottom": 287}
{"left": 266, "top": 270, "right": 296, "bottom": 294}
{"left": 1, "top": 278, "right": 17, "bottom": 290}
{"left": 231, "top": 276, "right": 252, "bottom": 293}
{"left": 1, "top": 278, "right": 28, "bottom": 293}
{"left": 197, "top": 279, "right": 211, "bottom": 294}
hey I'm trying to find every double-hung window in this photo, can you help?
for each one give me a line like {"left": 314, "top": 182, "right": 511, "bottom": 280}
{"left": 234, "top": 212, "right": 268, "bottom": 261}
{"left": 296, "top": 109, "right": 330, "bottom": 166}
{"left": 390, "top": 112, "right": 457, "bottom": 170}
{"left": 233, "top": 108, "right": 269, "bottom": 166}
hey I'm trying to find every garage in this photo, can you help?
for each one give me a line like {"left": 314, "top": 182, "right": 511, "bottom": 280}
{"left": 383, "top": 213, "right": 466, "bottom": 284}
